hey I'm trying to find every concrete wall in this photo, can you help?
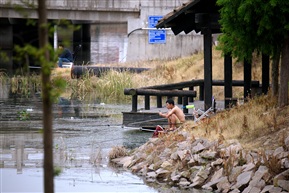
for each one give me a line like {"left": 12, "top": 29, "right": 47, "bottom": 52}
{"left": 91, "top": 23, "right": 128, "bottom": 64}
{"left": 126, "top": 0, "right": 204, "bottom": 62}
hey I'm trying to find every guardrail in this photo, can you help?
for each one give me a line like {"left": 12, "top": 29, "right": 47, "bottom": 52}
{"left": 124, "top": 79, "right": 260, "bottom": 112}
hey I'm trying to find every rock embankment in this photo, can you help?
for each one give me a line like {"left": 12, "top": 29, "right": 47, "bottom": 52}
{"left": 111, "top": 129, "right": 289, "bottom": 192}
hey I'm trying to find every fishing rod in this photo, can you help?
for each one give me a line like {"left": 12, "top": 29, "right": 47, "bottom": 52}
{"left": 92, "top": 123, "right": 124, "bottom": 127}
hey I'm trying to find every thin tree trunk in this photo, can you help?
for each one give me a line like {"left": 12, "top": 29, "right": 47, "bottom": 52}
{"left": 37, "top": 0, "right": 54, "bottom": 192}
{"left": 278, "top": 36, "right": 289, "bottom": 107}
{"left": 271, "top": 48, "right": 280, "bottom": 96}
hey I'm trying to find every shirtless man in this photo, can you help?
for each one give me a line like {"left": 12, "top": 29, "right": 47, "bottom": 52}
{"left": 159, "top": 98, "right": 186, "bottom": 131}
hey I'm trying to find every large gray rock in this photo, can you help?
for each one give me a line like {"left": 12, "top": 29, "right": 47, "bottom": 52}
{"left": 192, "top": 142, "right": 206, "bottom": 153}
{"left": 285, "top": 136, "right": 289, "bottom": 149}
{"left": 191, "top": 166, "right": 212, "bottom": 187}
{"left": 276, "top": 180, "right": 289, "bottom": 192}
{"left": 242, "top": 163, "right": 256, "bottom": 172}
{"left": 273, "top": 147, "right": 284, "bottom": 157}
{"left": 200, "top": 151, "right": 217, "bottom": 160}
{"left": 216, "top": 177, "right": 231, "bottom": 193}
{"left": 202, "top": 168, "right": 224, "bottom": 190}
{"left": 242, "top": 166, "right": 268, "bottom": 193}
{"left": 232, "top": 171, "right": 253, "bottom": 190}
{"left": 281, "top": 158, "right": 289, "bottom": 169}
{"left": 229, "top": 166, "right": 243, "bottom": 183}
{"left": 178, "top": 177, "right": 191, "bottom": 188}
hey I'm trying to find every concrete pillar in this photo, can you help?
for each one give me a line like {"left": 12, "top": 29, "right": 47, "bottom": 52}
{"left": 82, "top": 24, "right": 91, "bottom": 64}
{"left": 0, "top": 24, "right": 13, "bottom": 74}
{"left": 73, "top": 24, "right": 91, "bottom": 65}
{"left": 73, "top": 27, "right": 82, "bottom": 64}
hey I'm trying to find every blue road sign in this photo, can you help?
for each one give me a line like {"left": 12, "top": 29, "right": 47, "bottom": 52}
{"left": 148, "top": 15, "right": 166, "bottom": 44}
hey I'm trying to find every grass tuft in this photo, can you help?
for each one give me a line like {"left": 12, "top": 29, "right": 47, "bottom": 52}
{"left": 108, "top": 146, "right": 129, "bottom": 160}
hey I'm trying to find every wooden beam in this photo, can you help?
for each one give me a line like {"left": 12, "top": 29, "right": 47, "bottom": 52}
{"left": 124, "top": 88, "right": 196, "bottom": 97}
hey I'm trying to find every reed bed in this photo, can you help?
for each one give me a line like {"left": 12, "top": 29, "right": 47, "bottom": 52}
{"left": 1, "top": 47, "right": 262, "bottom": 102}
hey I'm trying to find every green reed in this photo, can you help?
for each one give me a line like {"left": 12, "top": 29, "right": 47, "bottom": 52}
{"left": 3, "top": 69, "right": 137, "bottom": 103}
{"left": 87, "top": 70, "right": 135, "bottom": 103}
{"left": 0, "top": 73, "right": 41, "bottom": 97}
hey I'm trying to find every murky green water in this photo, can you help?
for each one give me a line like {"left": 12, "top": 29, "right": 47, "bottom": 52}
{"left": 0, "top": 88, "right": 158, "bottom": 193}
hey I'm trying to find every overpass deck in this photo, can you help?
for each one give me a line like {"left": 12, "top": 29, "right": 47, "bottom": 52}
{"left": 0, "top": 0, "right": 140, "bottom": 22}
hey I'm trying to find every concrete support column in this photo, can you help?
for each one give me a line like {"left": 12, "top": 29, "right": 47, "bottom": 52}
{"left": 0, "top": 24, "right": 13, "bottom": 73}
{"left": 73, "top": 24, "right": 91, "bottom": 65}
{"left": 73, "top": 28, "right": 82, "bottom": 64}
{"left": 82, "top": 24, "right": 91, "bottom": 64}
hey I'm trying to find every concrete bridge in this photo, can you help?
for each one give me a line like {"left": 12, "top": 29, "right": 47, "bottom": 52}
{"left": 0, "top": 0, "right": 140, "bottom": 22}
{"left": 0, "top": 0, "right": 205, "bottom": 73}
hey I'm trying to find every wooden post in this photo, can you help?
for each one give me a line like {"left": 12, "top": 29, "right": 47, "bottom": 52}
{"left": 199, "top": 85, "right": 204, "bottom": 101}
{"left": 244, "top": 59, "right": 252, "bottom": 98}
{"left": 262, "top": 54, "right": 270, "bottom": 94}
{"left": 224, "top": 53, "right": 232, "bottom": 108}
{"left": 189, "top": 86, "right": 194, "bottom": 102}
{"left": 132, "top": 95, "right": 137, "bottom": 112}
{"left": 178, "top": 88, "right": 183, "bottom": 104}
{"left": 157, "top": 96, "right": 162, "bottom": 108}
{"left": 183, "top": 96, "right": 188, "bottom": 114}
{"left": 144, "top": 95, "right": 150, "bottom": 110}
{"left": 203, "top": 26, "right": 212, "bottom": 110}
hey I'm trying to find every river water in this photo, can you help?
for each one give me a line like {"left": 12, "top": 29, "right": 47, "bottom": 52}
{"left": 0, "top": 85, "right": 208, "bottom": 193}
{"left": 0, "top": 89, "right": 159, "bottom": 193}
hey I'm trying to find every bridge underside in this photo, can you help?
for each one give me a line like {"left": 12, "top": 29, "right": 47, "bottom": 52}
{"left": 0, "top": 8, "right": 139, "bottom": 23}
{"left": 0, "top": 18, "right": 93, "bottom": 73}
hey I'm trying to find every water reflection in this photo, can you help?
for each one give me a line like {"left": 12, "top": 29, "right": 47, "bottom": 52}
{"left": 0, "top": 89, "right": 157, "bottom": 192}
{"left": 0, "top": 86, "right": 207, "bottom": 193}
{"left": 1, "top": 129, "right": 155, "bottom": 193}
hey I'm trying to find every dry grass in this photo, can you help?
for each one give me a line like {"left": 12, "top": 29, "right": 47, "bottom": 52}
{"left": 51, "top": 68, "right": 72, "bottom": 80}
{"left": 184, "top": 94, "right": 289, "bottom": 150}
{"left": 131, "top": 47, "right": 262, "bottom": 99}
{"left": 108, "top": 146, "right": 129, "bottom": 160}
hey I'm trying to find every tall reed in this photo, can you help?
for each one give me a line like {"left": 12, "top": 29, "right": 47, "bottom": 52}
{"left": 92, "top": 70, "right": 135, "bottom": 103}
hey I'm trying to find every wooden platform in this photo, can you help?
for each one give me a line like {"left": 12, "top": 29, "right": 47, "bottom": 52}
{"left": 122, "top": 100, "right": 225, "bottom": 129}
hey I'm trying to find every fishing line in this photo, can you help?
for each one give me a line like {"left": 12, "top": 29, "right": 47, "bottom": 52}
{"left": 93, "top": 124, "right": 123, "bottom": 127}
